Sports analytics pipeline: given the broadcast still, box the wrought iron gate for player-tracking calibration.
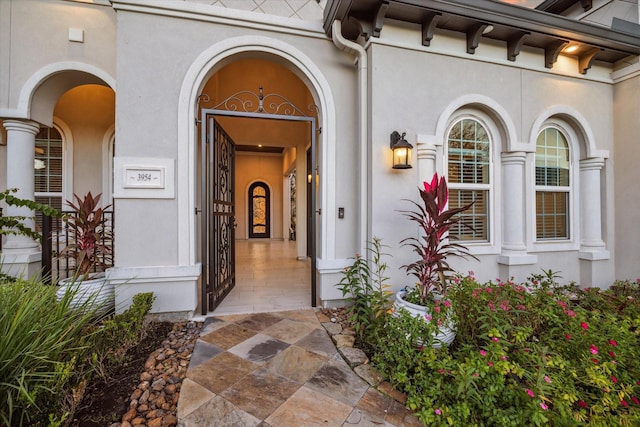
[201,117,236,313]
[199,87,318,315]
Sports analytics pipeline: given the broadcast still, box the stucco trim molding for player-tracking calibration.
[107,264,201,314]
[528,105,609,160]
[110,0,325,39]
[434,94,525,153]
[177,35,337,266]
[4,62,115,123]
[51,117,75,204]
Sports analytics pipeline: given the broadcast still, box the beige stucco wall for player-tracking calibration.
[235,154,285,240]
[0,0,116,117]
[112,5,359,268]
[4,0,637,312]
[367,29,616,288]
[613,75,640,281]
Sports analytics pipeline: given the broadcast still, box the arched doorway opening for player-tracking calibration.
[248,181,271,238]
[196,58,319,315]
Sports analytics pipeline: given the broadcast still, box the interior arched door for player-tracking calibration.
[249,181,270,238]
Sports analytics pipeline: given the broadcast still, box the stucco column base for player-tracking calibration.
[497,254,538,284]
[317,257,351,306]
[497,253,538,266]
[0,249,42,280]
[107,264,200,316]
[579,257,613,289]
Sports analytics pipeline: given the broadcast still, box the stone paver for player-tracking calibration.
[177,309,424,426]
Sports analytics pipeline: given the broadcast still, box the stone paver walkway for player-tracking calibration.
[176,309,422,426]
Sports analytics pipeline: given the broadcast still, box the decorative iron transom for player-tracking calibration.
[200,86,319,118]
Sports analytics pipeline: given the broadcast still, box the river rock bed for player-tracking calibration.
[108,321,203,427]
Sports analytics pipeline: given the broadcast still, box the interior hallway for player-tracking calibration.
[213,239,312,315]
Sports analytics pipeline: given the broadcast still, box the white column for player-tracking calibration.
[416,141,437,185]
[579,158,608,257]
[1,119,42,278]
[578,157,610,288]
[3,120,40,250]
[498,151,536,265]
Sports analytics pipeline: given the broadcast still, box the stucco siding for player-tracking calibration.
[368,30,616,288]
[0,0,116,114]
[614,75,640,281]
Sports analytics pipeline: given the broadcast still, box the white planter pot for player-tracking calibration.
[393,290,456,348]
[56,274,115,317]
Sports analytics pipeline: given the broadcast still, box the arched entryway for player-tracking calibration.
[1,64,115,280]
[178,36,337,316]
[196,58,320,315]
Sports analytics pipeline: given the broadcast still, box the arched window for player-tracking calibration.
[34,126,64,229]
[535,127,570,240]
[249,182,270,238]
[447,118,491,241]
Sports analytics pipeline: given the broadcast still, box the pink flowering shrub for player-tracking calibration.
[369,272,640,426]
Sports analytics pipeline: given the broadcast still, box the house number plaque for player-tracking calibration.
[124,167,165,189]
[114,157,174,199]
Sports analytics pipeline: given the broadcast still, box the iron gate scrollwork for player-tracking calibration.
[201,118,236,313]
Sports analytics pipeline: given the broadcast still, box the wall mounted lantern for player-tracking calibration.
[390,131,413,169]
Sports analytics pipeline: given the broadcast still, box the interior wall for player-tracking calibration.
[235,153,284,240]
[53,84,115,200]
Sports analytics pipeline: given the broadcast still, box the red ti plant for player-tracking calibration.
[61,192,112,281]
[401,173,478,305]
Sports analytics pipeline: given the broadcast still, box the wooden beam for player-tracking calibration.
[507,31,529,61]
[467,22,488,54]
[347,15,372,40]
[545,39,569,68]
[579,47,602,74]
[372,0,389,38]
[421,11,441,47]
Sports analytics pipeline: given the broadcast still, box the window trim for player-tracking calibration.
[529,121,580,253]
[444,111,499,255]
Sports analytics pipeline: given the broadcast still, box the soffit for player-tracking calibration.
[324,0,640,70]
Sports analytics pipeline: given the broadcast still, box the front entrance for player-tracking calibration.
[199,85,318,315]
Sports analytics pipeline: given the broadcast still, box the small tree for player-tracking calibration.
[60,192,112,281]
[400,173,478,304]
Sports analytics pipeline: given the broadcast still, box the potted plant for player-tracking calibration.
[393,172,478,347]
[56,192,114,315]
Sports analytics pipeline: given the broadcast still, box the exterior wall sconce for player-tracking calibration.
[307,167,318,184]
[390,131,413,169]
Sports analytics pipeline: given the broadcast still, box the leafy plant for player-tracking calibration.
[337,237,393,338]
[400,173,477,305]
[0,276,100,426]
[60,192,112,281]
[0,188,62,243]
[91,292,156,378]
[366,272,640,426]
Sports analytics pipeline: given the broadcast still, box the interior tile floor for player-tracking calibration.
[177,309,422,427]
[212,239,312,316]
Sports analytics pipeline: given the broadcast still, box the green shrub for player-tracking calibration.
[0,277,99,426]
[91,292,156,375]
[337,237,392,339]
[365,272,640,426]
